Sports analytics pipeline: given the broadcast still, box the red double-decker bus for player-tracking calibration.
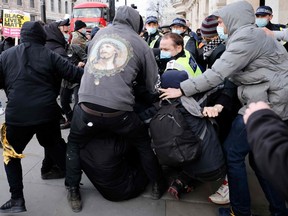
[70,2,109,32]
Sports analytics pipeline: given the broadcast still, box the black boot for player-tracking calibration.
[0,198,27,213]
[41,166,65,180]
[151,180,167,200]
[67,187,82,212]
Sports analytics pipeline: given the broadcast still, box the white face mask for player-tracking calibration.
[146,27,157,35]
[216,26,228,40]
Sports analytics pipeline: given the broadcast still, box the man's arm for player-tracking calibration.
[142,48,159,94]
[245,102,288,201]
[52,52,84,83]
[180,36,257,97]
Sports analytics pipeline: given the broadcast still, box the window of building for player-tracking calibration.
[30,15,36,21]
[2,0,8,3]
[58,0,61,13]
[30,0,35,8]
[51,0,54,11]
[65,1,68,14]
[17,0,22,6]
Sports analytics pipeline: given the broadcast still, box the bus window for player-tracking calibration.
[73,8,102,18]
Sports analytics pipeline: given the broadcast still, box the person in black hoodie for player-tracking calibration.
[0,21,83,213]
[244,101,288,202]
[41,19,72,179]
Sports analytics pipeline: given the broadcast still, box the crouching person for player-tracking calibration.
[0,21,83,213]
[149,70,226,199]
[80,133,149,201]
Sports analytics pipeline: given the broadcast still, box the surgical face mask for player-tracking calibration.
[81,29,86,35]
[171,29,183,35]
[216,26,228,40]
[63,33,69,42]
[146,27,157,35]
[160,50,172,59]
[255,18,268,27]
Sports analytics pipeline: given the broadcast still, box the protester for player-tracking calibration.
[65,6,165,212]
[159,1,288,216]
[71,20,88,50]
[42,18,71,178]
[156,70,226,200]
[244,101,288,202]
[0,21,83,213]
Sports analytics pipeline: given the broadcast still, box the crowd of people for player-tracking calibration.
[0,1,288,216]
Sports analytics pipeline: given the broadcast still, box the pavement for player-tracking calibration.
[0,91,272,216]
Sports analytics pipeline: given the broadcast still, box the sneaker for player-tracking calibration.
[41,166,65,180]
[67,187,82,212]
[60,121,71,130]
[209,181,230,205]
[0,107,5,116]
[0,198,27,213]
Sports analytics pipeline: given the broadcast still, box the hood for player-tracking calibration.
[112,6,143,34]
[213,1,255,36]
[20,21,46,45]
[43,21,66,47]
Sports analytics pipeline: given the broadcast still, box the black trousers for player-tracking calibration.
[60,86,79,122]
[4,121,66,199]
[65,104,163,187]
[80,134,149,201]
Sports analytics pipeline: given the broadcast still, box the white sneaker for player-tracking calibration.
[0,107,5,116]
[209,181,230,205]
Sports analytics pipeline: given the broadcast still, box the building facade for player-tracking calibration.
[171,0,288,31]
[0,0,75,23]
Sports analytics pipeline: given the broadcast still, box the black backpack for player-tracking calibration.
[150,100,202,166]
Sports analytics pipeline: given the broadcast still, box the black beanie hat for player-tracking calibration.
[74,20,87,31]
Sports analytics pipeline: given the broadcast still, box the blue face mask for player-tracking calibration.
[63,33,69,42]
[255,18,268,27]
[216,26,228,40]
[160,51,172,59]
[171,29,183,35]
[147,27,157,35]
[81,29,86,35]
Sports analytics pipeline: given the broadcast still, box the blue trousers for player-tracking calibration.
[224,115,287,216]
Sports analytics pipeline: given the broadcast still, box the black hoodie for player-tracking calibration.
[0,21,83,126]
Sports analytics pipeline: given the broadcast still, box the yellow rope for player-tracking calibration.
[1,123,25,165]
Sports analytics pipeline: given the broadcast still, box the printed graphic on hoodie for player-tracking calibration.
[87,34,133,85]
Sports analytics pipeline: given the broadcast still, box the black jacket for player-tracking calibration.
[0,21,83,126]
[247,109,288,201]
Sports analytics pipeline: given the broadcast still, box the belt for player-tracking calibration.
[80,103,126,118]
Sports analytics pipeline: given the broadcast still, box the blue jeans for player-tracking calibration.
[224,115,287,216]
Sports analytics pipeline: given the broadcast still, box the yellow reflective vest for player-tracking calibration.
[165,49,202,77]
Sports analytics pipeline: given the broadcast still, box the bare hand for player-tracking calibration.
[78,62,85,68]
[243,101,271,124]
[159,88,183,99]
[262,27,275,37]
[202,104,223,117]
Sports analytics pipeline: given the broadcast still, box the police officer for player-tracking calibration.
[143,16,162,48]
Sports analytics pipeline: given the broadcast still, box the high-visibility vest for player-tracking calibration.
[149,34,161,48]
[165,49,202,77]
